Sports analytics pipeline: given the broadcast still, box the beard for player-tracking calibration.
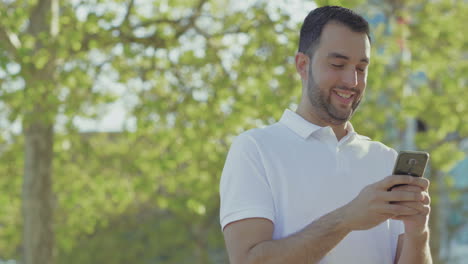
[306,65,362,125]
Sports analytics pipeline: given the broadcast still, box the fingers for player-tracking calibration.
[374,185,431,217]
[378,175,430,191]
[389,190,431,222]
[392,191,431,206]
[391,185,423,192]
[391,201,431,215]
[376,203,419,216]
[422,192,431,205]
[380,190,425,203]
[391,206,431,221]
[391,215,423,221]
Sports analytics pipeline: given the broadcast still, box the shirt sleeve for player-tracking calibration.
[219,132,275,231]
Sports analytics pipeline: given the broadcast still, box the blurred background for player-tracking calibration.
[0,0,466,263]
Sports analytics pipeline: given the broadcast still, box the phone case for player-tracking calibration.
[392,151,430,177]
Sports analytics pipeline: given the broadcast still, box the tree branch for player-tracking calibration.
[27,0,52,35]
[77,0,210,54]
[193,23,246,39]
[116,0,208,48]
[427,133,462,152]
[0,26,20,57]
[131,18,180,29]
[118,0,135,28]
[118,33,169,48]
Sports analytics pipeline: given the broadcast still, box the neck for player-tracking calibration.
[296,102,349,141]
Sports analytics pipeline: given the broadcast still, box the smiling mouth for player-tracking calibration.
[333,89,355,100]
[336,91,352,99]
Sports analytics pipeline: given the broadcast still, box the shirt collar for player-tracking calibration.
[279,109,322,139]
[279,109,368,140]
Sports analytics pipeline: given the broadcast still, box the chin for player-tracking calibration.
[328,118,349,125]
[327,109,354,124]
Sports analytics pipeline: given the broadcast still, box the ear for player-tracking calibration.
[295,52,309,81]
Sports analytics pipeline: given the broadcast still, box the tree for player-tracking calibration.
[1,0,147,262]
[0,0,466,263]
[0,0,300,262]
[54,0,302,262]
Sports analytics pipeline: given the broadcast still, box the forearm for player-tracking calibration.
[246,207,350,264]
[397,231,432,264]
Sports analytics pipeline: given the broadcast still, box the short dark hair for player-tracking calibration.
[298,6,371,56]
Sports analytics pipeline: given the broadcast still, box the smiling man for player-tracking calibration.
[220,6,432,264]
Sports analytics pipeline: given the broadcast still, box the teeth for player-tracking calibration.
[336,92,352,99]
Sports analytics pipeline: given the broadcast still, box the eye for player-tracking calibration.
[331,64,344,68]
[357,67,366,72]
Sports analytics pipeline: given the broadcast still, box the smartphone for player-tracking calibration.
[392,151,430,177]
[389,151,430,190]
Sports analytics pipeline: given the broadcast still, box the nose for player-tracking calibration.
[342,69,358,88]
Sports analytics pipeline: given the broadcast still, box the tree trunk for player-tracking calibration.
[22,121,54,264]
[22,0,58,262]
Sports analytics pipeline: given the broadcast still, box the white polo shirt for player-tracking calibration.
[220,109,404,264]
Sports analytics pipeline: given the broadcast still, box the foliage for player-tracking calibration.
[0,0,466,263]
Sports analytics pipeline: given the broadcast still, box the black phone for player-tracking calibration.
[389,151,429,191]
[392,151,430,177]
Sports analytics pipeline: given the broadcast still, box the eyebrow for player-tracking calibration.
[327,52,369,64]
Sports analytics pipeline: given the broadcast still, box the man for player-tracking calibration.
[219,5,432,264]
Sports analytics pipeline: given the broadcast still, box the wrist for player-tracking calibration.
[334,205,353,234]
[404,229,430,243]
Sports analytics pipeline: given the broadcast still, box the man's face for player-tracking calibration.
[306,22,370,125]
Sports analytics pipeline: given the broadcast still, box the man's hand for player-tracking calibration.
[340,175,430,232]
[392,180,432,263]
[390,182,431,237]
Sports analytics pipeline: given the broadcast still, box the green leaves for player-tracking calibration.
[0,0,466,263]
[431,143,464,172]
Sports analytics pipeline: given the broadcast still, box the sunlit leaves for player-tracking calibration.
[0,0,466,263]
[0,136,23,258]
